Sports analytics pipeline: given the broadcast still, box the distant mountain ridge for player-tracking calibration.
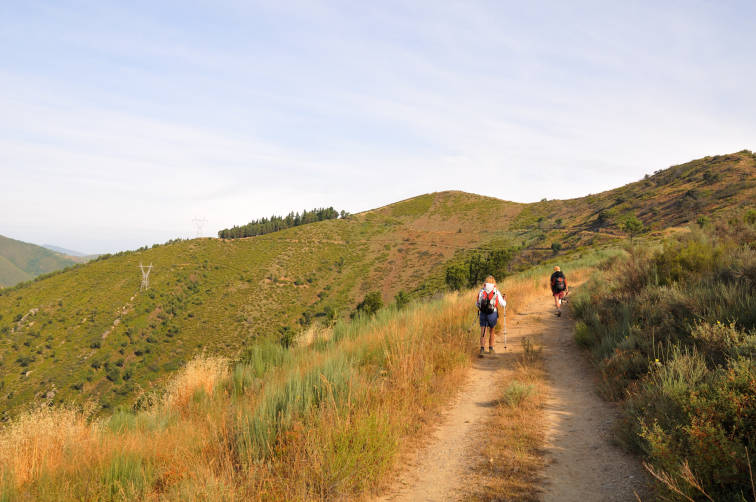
[42,244,90,258]
[0,235,79,287]
[0,150,753,419]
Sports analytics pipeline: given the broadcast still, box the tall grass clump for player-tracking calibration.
[571,212,756,500]
[100,452,155,502]
[0,404,97,489]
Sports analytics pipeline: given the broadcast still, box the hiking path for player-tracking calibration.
[375,297,651,502]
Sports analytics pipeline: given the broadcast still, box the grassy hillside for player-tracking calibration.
[0,151,753,420]
[0,235,79,287]
[0,255,30,288]
[0,191,529,419]
[506,150,756,260]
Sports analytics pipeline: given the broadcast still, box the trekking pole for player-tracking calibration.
[471,308,479,330]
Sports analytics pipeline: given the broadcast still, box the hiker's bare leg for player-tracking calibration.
[488,326,495,347]
[480,325,487,347]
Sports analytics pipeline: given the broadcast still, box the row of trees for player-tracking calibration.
[445,248,516,290]
[218,207,347,239]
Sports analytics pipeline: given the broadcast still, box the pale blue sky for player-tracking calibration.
[2,1,754,253]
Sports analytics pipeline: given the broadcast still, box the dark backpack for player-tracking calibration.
[480,291,496,314]
[553,273,566,292]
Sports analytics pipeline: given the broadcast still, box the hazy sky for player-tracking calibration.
[2,1,755,253]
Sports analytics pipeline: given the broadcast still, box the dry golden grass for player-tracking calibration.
[0,404,97,489]
[163,356,228,410]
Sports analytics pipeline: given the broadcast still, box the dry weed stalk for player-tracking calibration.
[643,461,713,502]
[747,446,756,501]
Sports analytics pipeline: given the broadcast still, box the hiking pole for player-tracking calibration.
[470,308,479,330]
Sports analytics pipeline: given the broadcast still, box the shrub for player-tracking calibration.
[354,292,383,317]
[445,264,467,291]
[502,381,533,407]
[106,367,122,384]
[573,321,595,348]
[394,290,410,310]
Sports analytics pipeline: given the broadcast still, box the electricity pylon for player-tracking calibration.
[192,217,208,238]
[139,263,153,290]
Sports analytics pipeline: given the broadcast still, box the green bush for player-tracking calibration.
[502,381,533,407]
[573,321,595,348]
[394,290,410,310]
[354,292,383,317]
[445,264,467,291]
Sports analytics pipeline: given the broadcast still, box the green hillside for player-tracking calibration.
[0,235,79,287]
[0,151,754,420]
[0,255,30,287]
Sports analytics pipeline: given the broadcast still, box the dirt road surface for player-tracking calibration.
[376,299,651,501]
[539,303,652,502]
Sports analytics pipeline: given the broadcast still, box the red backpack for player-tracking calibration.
[480,290,497,314]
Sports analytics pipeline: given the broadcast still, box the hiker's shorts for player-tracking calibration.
[479,311,498,328]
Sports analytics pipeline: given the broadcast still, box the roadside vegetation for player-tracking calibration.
[571,211,756,500]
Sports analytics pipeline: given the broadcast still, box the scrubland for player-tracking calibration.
[572,212,756,500]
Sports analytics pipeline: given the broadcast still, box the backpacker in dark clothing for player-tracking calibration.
[550,271,566,293]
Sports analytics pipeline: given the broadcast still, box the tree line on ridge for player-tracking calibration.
[218,207,348,239]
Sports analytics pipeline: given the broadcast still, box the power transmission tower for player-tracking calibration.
[139,263,153,290]
[192,217,208,238]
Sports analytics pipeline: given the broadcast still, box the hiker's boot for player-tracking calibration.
[479,347,485,357]
[489,346,495,354]
[557,310,562,317]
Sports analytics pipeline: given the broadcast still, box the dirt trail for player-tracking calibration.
[376,299,651,502]
[539,304,652,501]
